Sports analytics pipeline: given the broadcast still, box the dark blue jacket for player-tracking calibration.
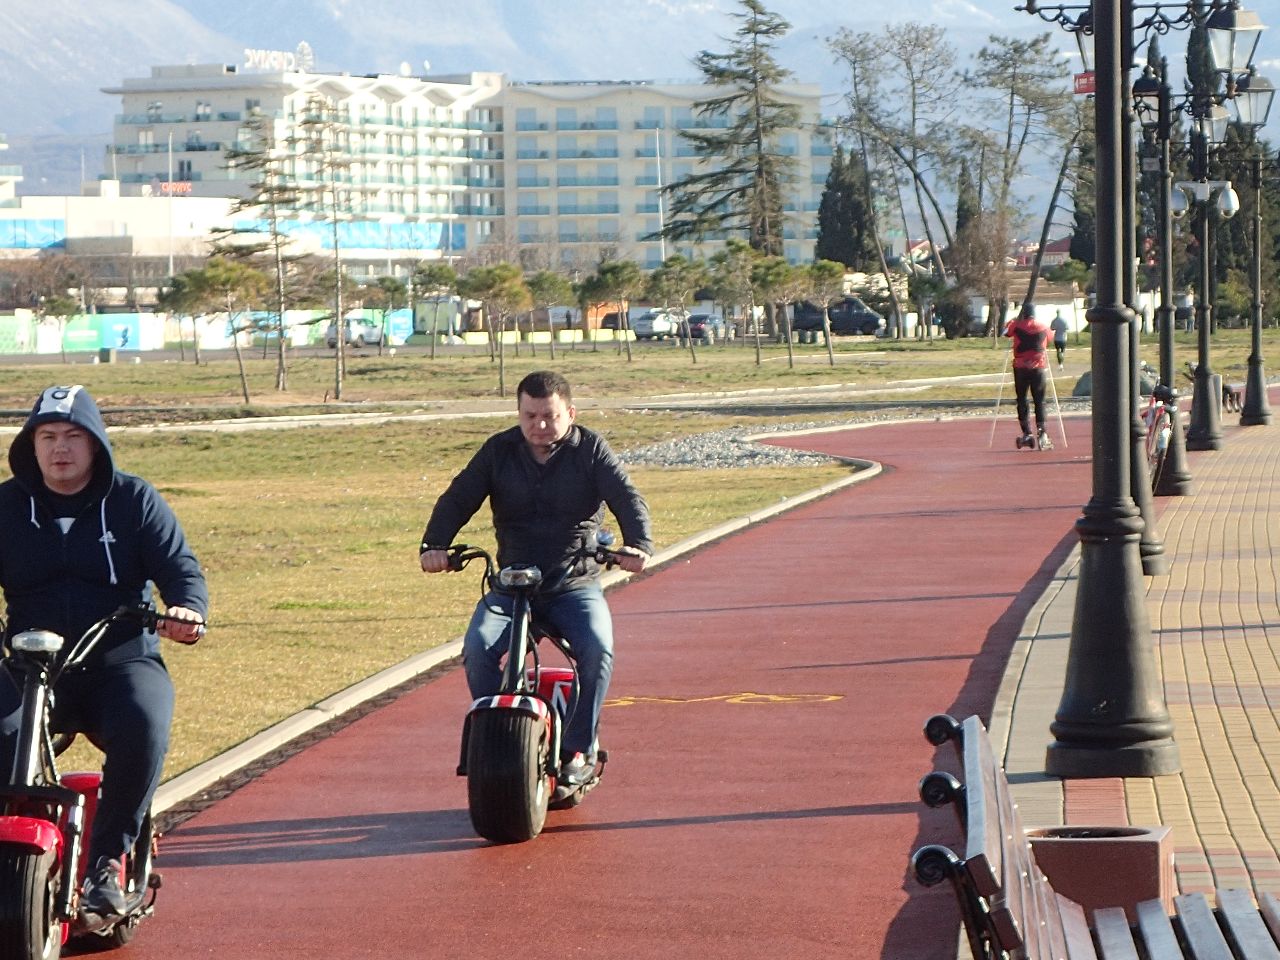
[0,386,208,664]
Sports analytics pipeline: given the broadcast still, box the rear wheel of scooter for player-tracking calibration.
[466,710,550,844]
[0,848,61,960]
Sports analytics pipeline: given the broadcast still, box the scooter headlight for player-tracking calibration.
[499,565,542,588]
[10,630,64,655]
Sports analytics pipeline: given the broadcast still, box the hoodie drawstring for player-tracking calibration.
[28,496,40,529]
[99,500,117,585]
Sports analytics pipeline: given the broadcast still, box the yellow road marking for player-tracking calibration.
[605,692,843,707]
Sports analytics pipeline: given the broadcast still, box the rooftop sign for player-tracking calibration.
[244,42,314,73]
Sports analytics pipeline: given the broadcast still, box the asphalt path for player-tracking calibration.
[109,415,1094,960]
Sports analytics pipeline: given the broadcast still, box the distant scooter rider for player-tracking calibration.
[419,370,653,786]
[1005,305,1052,449]
[0,385,207,922]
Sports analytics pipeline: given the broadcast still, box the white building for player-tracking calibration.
[100,53,830,271]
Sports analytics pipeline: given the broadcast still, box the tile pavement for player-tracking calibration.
[990,415,1280,904]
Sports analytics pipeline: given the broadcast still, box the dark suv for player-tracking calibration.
[793,296,884,336]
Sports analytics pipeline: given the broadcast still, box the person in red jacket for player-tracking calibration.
[1005,305,1053,450]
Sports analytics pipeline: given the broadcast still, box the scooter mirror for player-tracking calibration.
[11,630,64,654]
[594,530,616,548]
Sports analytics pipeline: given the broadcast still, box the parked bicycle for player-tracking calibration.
[1143,382,1178,494]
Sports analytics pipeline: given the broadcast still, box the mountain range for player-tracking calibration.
[3,0,1064,194]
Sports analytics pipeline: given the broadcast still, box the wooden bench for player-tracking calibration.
[911,713,1280,959]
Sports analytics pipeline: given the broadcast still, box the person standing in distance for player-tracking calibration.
[0,385,207,922]
[1050,309,1069,370]
[1005,305,1054,450]
[419,370,652,787]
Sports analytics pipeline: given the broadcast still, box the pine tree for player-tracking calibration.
[660,0,800,256]
[814,145,879,270]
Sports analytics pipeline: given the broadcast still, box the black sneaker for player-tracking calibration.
[81,857,127,918]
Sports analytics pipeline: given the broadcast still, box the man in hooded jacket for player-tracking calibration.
[0,385,207,922]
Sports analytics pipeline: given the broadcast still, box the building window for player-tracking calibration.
[176,159,193,180]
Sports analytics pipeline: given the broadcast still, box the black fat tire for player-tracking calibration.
[0,848,61,960]
[465,710,550,844]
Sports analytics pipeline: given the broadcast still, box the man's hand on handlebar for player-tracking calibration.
[612,545,649,575]
[420,548,452,574]
[159,606,205,645]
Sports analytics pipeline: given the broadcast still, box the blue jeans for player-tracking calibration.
[462,583,614,757]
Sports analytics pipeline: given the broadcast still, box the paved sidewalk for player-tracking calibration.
[994,408,1280,904]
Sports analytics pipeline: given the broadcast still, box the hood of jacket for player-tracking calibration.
[8,385,116,498]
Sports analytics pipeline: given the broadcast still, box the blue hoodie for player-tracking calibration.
[0,385,208,665]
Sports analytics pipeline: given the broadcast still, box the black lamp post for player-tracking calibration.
[1133,60,1196,495]
[1018,0,1267,777]
[1237,71,1276,425]
[1022,0,1179,778]
[1182,107,1239,450]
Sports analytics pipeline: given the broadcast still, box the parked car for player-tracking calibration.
[792,297,885,337]
[600,312,623,330]
[325,317,384,348]
[682,313,728,344]
[631,310,685,340]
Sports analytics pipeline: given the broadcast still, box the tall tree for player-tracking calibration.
[830,24,959,279]
[218,109,305,391]
[526,269,575,360]
[660,0,799,255]
[590,259,644,362]
[413,262,459,360]
[965,32,1072,334]
[297,93,354,399]
[709,239,764,364]
[646,254,710,363]
[457,263,531,397]
[815,145,879,269]
[189,257,269,403]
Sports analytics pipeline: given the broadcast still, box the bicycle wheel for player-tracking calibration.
[1147,406,1172,494]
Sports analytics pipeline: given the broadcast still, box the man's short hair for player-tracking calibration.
[517,370,572,404]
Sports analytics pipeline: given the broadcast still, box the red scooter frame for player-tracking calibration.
[0,604,199,959]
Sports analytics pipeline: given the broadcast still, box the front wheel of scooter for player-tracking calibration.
[0,847,62,960]
[465,710,551,844]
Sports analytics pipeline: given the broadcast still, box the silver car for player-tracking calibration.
[325,318,384,348]
[631,310,685,341]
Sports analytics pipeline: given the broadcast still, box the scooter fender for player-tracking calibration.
[457,695,556,777]
[0,815,63,856]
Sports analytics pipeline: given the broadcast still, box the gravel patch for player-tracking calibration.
[620,402,1091,470]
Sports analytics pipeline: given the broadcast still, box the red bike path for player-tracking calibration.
[118,417,1096,960]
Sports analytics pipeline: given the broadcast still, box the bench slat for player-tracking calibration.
[962,715,1003,898]
[1058,894,1101,960]
[1175,892,1234,960]
[1093,906,1139,960]
[1259,893,1280,948]
[1216,888,1280,960]
[1135,898,1187,960]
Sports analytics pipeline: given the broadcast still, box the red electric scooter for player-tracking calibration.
[0,604,202,960]
[446,534,621,844]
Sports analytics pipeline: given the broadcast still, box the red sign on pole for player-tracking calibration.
[1074,72,1096,95]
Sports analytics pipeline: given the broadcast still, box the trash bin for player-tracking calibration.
[98,348,117,364]
[1026,824,1174,920]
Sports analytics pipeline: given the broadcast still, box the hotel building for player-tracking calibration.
[100,53,831,274]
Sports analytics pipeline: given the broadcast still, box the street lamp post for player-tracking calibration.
[1023,0,1179,778]
[1182,111,1238,451]
[1134,59,1195,495]
[1237,72,1277,425]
